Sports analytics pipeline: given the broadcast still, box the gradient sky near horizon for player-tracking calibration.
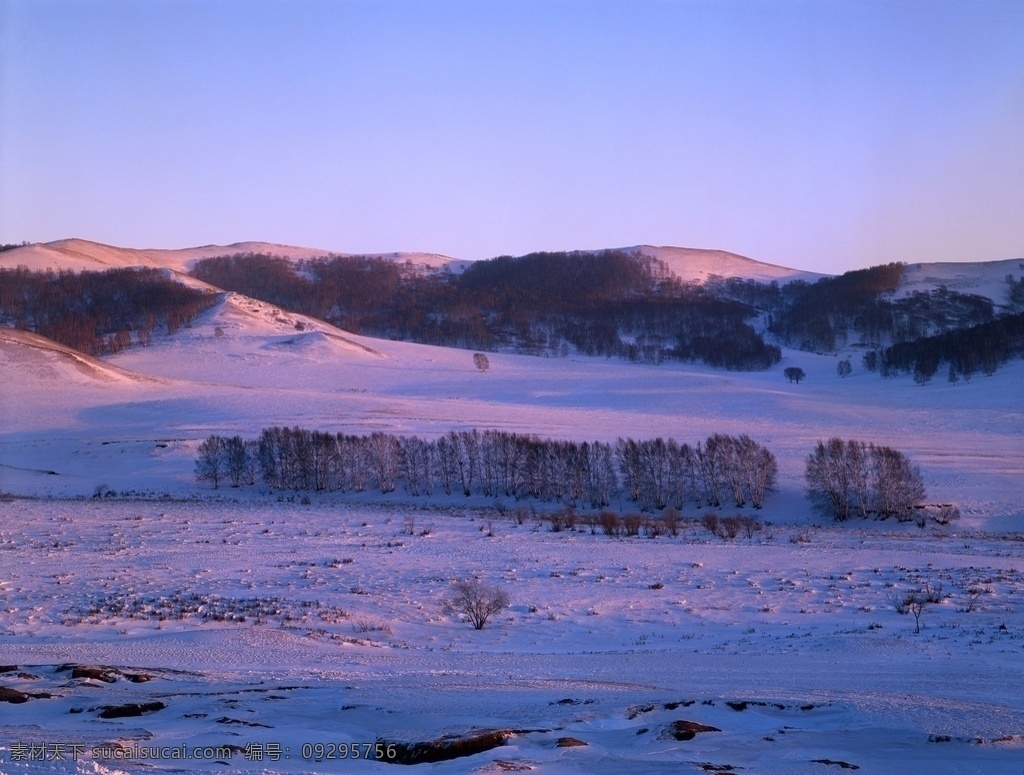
[2,0,1022,273]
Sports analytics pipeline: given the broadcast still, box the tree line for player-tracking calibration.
[195,427,778,511]
[0,266,218,355]
[864,311,1024,383]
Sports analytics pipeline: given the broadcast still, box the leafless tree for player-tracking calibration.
[443,579,510,630]
[871,445,925,519]
[369,432,401,493]
[195,435,226,489]
[889,581,942,633]
[223,435,250,488]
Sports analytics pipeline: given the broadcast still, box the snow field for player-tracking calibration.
[0,500,1021,774]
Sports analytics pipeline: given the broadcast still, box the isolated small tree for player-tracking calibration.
[932,504,960,525]
[473,352,490,372]
[195,435,226,489]
[784,366,806,384]
[836,358,852,378]
[443,579,510,630]
[890,583,941,634]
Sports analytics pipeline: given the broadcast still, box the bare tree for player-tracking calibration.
[195,435,226,489]
[368,432,401,493]
[443,579,510,630]
[806,438,925,522]
[889,583,941,634]
[784,366,806,383]
[223,435,251,487]
[805,439,854,521]
[472,352,490,372]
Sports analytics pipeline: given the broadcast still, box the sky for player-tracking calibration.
[2,0,1023,274]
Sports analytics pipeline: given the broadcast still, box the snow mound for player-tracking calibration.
[210,293,381,356]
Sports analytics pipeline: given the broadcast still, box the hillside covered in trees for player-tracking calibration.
[0,266,217,356]
[190,250,1024,379]
[189,249,782,370]
[2,243,1021,380]
[716,262,1024,380]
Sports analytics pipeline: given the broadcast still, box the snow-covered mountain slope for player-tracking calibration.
[628,244,825,284]
[6,239,1020,304]
[896,257,1024,309]
[0,238,469,274]
[2,243,1022,775]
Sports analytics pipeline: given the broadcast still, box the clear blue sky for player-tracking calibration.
[2,0,1022,273]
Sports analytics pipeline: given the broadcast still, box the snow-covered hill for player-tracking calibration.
[896,257,1024,310]
[0,238,470,275]
[628,244,824,284]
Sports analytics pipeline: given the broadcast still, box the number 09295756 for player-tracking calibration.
[300,742,397,761]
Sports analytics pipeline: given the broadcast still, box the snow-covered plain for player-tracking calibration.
[1,241,1022,773]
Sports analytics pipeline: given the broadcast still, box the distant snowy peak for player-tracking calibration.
[0,238,469,275]
[624,245,825,285]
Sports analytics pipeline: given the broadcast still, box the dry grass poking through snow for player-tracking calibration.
[0,499,1022,774]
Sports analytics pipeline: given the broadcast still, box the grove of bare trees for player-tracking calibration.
[195,426,778,512]
[805,438,925,521]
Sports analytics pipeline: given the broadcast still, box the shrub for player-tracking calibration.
[598,510,620,537]
[719,516,741,540]
[662,507,681,537]
[622,513,644,537]
[701,513,719,537]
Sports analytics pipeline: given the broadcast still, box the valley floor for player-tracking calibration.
[1,499,1021,774]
